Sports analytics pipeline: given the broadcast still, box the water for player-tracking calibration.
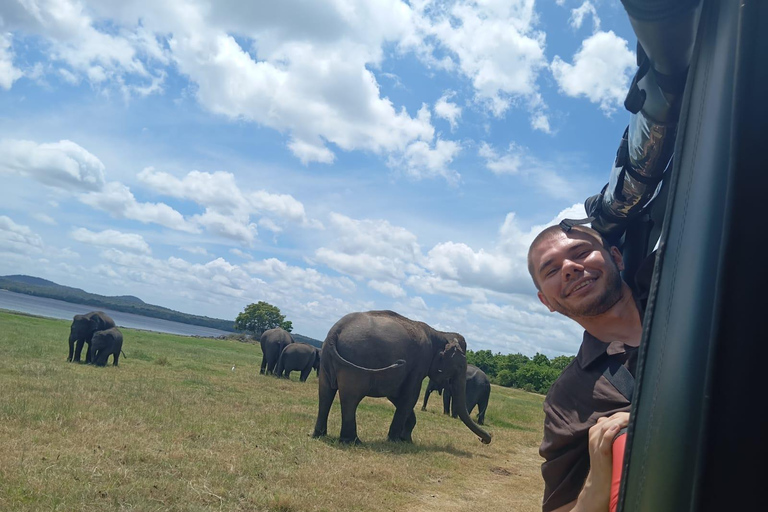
[0,290,232,338]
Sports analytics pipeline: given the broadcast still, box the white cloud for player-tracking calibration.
[79,181,197,232]
[32,213,57,225]
[391,138,462,183]
[551,31,635,114]
[180,245,208,256]
[192,209,257,245]
[0,33,23,89]
[478,142,581,199]
[0,139,106,191]
[244,258,355,294]
[570,1,601,32]
[229,248,253,260]
[368,279,407,298]
[0,215,45,254]
[137,167,321,235]
[70,227,151,254]
[434,91,461,130]
[1,0,165,96]
[411,0,550,125]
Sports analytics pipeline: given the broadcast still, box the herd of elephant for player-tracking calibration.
[68,309,492,446]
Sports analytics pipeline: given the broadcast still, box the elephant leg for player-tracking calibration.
[113,351,120,367]
[300,359,314,382]
[85,342,93,364]
[67,340,74,362]
[476,392,489,425]
[421,388,431,411]
[266,351,278,375]
[443,388,451,415]
[387,386,420,442]
[312,372,337,438]
[73,339,85,362]
[338,388,364,444]
[400,409,417,443]
[260,354,267,375]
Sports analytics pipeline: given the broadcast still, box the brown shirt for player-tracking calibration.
[539,332,638,512]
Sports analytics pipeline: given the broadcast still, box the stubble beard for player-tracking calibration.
[557,263,624,318]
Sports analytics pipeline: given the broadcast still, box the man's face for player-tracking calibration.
[530,230,625,318]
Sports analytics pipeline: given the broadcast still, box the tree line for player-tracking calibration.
[466,350,575,395]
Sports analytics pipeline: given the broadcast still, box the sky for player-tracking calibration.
[0,0,639,357]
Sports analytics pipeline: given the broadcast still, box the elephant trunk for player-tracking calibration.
[451,374,492,444]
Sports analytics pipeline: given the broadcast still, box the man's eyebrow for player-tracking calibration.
[538,241,595,275]
[538,258,554,276]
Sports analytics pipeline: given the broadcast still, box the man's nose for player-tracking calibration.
[562,259,584,280]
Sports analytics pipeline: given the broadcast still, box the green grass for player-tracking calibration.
[0,310,546,511]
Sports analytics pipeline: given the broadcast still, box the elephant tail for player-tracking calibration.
[326,335,406,373]
[121,350,127,358]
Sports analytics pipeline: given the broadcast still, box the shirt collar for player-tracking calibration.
[576,330,632,369]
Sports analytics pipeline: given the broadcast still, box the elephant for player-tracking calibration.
[90,327,124,367]
[259,327,294,375]
[275,343,321,382]
[68,311,116,363]
[422,364,491,425]
[312,310,491,445]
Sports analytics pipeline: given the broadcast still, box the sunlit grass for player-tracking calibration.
[0,310,546,511]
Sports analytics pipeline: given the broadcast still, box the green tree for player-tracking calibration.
[494,369,516,387]
[234,301,292,336]
[515,363,561,394]
[532,352,551,367]
[498,353,530,375]
[551,355,575,371]
[466,349,498,378]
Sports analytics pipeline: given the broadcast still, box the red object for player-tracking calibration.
[610,428,628,512]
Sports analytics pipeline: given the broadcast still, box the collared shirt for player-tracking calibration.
[539,331,638,512]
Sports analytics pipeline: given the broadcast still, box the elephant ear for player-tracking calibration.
[430,339,465,381]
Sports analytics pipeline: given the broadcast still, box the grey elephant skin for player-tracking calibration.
[275,343,321,381]
[312,310,492,445]
[422,364,491,425]
[259,327,294,375]
[68,311,116,363]
[90,327,124,367]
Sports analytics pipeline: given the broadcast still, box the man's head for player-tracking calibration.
[528,225,625,319]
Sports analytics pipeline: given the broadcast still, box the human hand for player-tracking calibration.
[577,412,630,512]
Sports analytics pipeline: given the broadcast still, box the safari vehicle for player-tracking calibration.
[581,0,768,510]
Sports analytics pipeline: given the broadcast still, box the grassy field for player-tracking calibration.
[0,310,546,511]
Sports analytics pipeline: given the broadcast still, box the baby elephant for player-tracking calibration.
[90,327,124,367]
[275,343,320,382]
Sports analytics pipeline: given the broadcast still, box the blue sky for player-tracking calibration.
[0,0,638,356]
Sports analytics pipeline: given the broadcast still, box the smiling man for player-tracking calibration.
[527,224,643,512]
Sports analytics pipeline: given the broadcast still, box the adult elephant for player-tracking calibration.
[68,311,116,363]
[259,327,294,375]
[90,327,124,367]
[275,343,320,382]
[424,364,491,425]
[312,310,492,445]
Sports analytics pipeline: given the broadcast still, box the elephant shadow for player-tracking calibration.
[315,437,479,458]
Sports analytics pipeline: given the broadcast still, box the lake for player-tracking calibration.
[0,290,232,338]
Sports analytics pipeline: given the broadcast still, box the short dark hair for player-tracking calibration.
[527,225,611,290]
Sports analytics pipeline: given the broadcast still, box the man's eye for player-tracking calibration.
[577,251,590,258]
[546,268,558,277]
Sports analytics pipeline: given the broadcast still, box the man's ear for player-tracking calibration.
[610,246,625,271]
[538,291,556,312]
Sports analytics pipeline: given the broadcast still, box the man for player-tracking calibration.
[528,224,646,512]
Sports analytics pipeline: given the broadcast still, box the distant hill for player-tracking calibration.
[0,275,323,345]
